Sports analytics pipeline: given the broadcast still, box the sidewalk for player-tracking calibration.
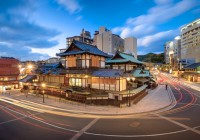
[0,85,175,115]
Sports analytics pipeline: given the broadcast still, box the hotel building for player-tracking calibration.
[181,18,200,62]
[93,27,137,57]
[164,36,181,71]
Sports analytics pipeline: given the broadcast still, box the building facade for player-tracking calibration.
[164,36,181,71]
[93,27,138,56]
[183,62,200,82]
[124,37,137,58]
[66,29,93,47]
[0,57,20,91]
[106,51,143,72]
[181,18,200,63]
[45,57,60,64]
[164,41,174,65]
[55,40,128,92]
[94,26,124,54]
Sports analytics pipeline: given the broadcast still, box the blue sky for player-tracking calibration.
[0,0,200,60]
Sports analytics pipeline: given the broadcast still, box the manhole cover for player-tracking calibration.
[129,121,141,127]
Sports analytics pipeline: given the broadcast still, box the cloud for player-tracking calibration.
[138,29,178,47]
[0,0,61,60]
[154,0,173,5]
[113,0,199,38]
[76,15,83,21]
[192,8,200,14]
[28,34,66,57]
[137,29,179,55]
[0,52,8,56]
[56,0,81,14]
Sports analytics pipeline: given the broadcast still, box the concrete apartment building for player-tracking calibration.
[124,37,137,58]
[173,36,181,61]
[45,57,60,64]
[181,18,200,63]
[65,27,137,58]
[164,36,181,71]
[94,27,124,54]
[164,41,174,65]
[66,29,93,47]
[94,27,137,57]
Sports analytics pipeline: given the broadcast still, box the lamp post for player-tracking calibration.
[27,64,33,74]
[41,83,46,103]
[27,64,33,69]
[126,77,135,107]
[126,77,131,107]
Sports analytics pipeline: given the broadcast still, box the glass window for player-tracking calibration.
[69,78,82,87]
[100,61,105,68]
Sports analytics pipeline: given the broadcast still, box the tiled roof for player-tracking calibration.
[132,69,150,77]
[136,77,149,83]
[56,40,110,57]
[184,62,200,69]
[36,62,64,74]
[20,75,37,83]
[106,52,143,64]
[92,69,125,77]
[40,62,63,69]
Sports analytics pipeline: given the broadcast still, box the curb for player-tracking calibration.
[0,86,176,117]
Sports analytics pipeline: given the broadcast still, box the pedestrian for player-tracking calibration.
[165,84,168,90]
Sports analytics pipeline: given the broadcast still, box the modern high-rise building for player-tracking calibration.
[66,29,93,47]
[93,26,124,54]
[173,36,181,70]
[124,37,137,58]
[93,26,137,57]
[173,36,181,61]
[181,18,200,62]
[164,36,181,70]
[164,41,174,65]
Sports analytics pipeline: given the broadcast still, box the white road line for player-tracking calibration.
[70,118,99,140]
[2,102,200,138]
[84,125,200,138]
[0,104,78,133]
[84,129,188,137]
[154,113,200,135]
[177,103,200,106]
[0,112,42,125]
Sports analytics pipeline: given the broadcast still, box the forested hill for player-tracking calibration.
[138,53,164,63]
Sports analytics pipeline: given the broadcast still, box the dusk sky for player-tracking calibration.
[0,0,200,60]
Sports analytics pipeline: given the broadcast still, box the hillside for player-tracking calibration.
[138,53,164,63]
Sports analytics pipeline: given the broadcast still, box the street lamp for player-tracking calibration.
[132,77,136,81]
[41,83,46,103]
[28,64,33,69]
[126,77,131,107]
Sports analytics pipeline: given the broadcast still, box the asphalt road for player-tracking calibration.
[0,73,200,140]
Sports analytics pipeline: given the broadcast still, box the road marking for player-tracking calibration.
[0,112,42,125]
[1,100,200,138]
[70,118,99,140]
[154,113,200,135]
[0,104,78,133]
[84,129,188,137]
[177,103,200,106]
[168,86,177,106]
[129,121,141,127]
[84,126,200,138]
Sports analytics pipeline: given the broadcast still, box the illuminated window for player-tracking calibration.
[69,78,81,87]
